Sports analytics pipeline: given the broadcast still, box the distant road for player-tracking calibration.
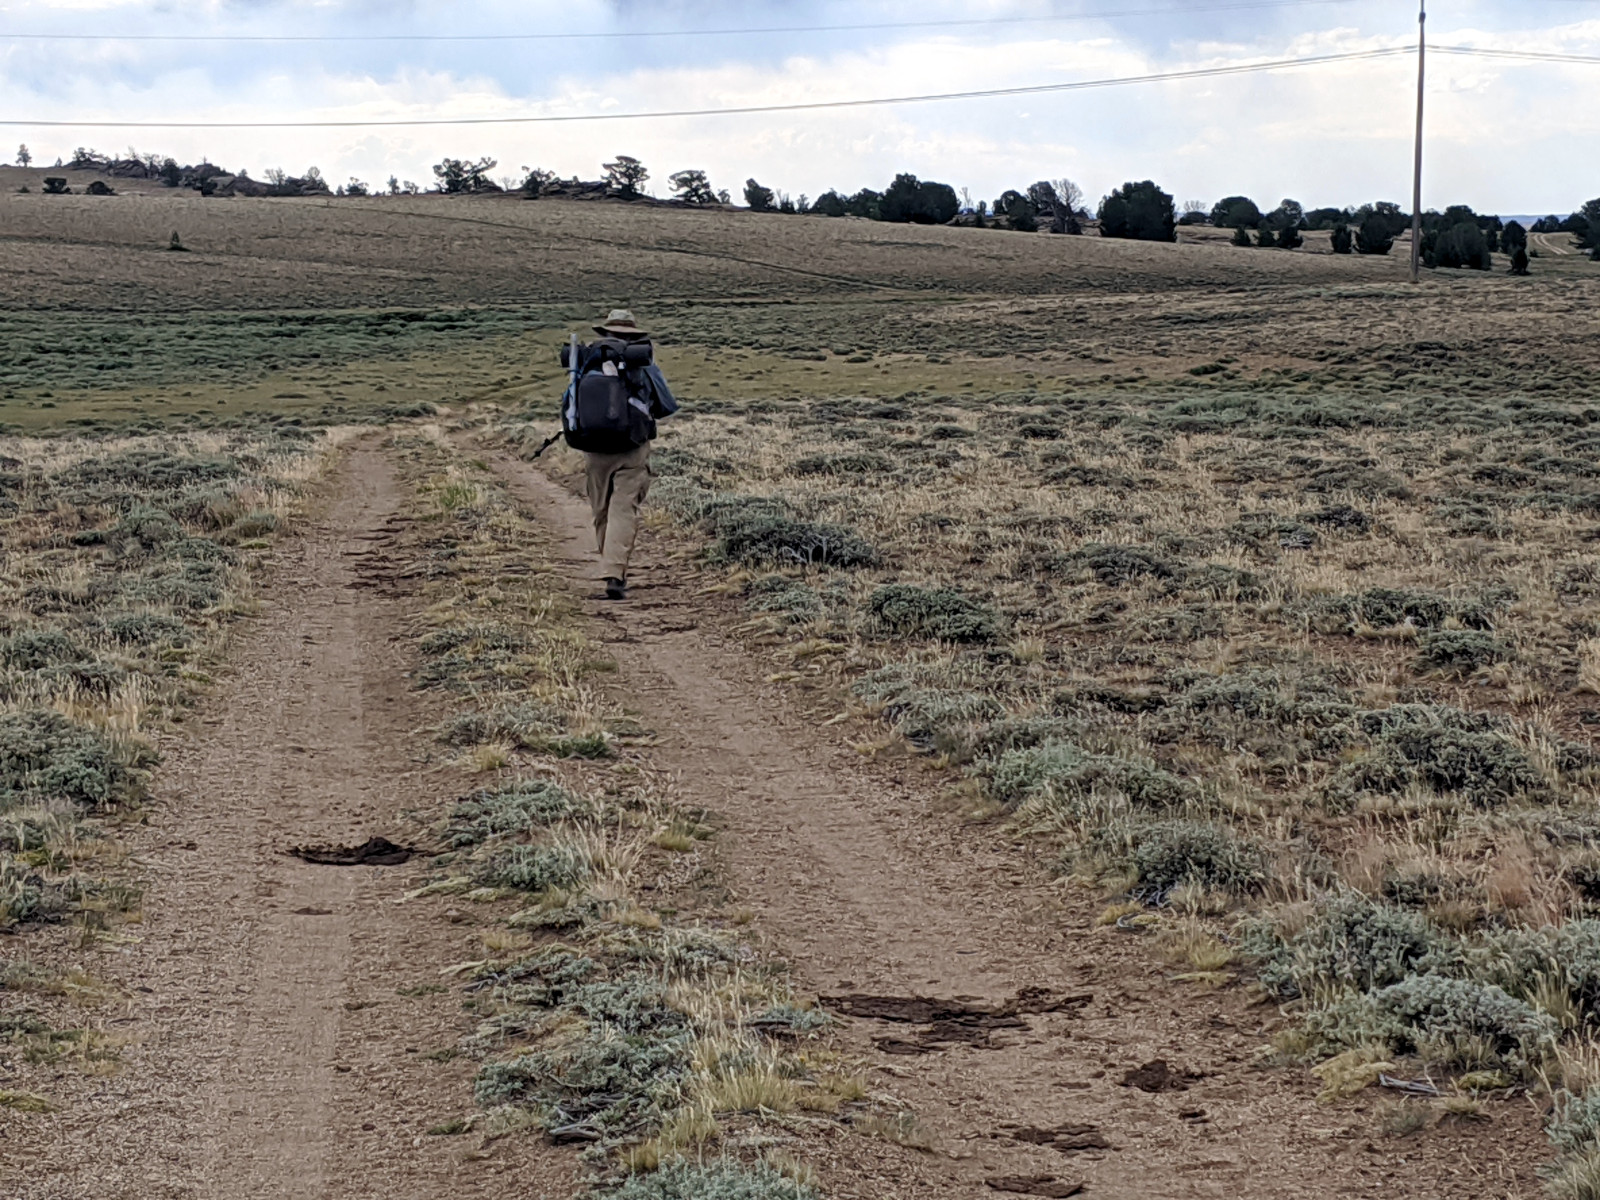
[1533,232,1577,256]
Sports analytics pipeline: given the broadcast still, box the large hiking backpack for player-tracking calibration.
[559,337,656,454]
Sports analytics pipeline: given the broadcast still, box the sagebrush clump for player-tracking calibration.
[864,583,1002,644]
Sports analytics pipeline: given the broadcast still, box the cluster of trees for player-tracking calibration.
[19,141,1600,268]
[732,173,962,223]
[1198,192,1594,271]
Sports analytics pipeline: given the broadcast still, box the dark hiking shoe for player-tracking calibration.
[604,577,628,601]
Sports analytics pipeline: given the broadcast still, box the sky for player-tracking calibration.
[1,0,1598,214]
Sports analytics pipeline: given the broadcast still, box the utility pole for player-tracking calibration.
[1410,0,1426,284]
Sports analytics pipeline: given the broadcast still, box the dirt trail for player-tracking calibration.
[15,443,554,1200]
[490,451,1540,1200]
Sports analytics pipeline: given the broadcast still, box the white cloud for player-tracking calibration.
[1,1,1597,211]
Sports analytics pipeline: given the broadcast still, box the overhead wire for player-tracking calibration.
[0,45,1419,128]
[0,0,1362,43]
[0,38,1594,130]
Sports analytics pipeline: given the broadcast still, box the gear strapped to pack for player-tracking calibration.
[529,332,678,459]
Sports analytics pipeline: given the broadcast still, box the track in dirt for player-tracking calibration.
[12,442,555,1200]
[488,449,1543,1200]
[8,439,1543,1200]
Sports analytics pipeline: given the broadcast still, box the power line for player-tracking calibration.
[0,42,1591,132]
[0,45,1416,129]
[1433,45,1600,65]
[0,0,1359,44]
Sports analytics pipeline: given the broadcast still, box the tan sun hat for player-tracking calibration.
[592,308,650,338]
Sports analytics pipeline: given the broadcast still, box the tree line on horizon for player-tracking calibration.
[17,142,1600,269]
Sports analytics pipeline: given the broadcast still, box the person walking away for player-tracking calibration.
[567,310,677,600]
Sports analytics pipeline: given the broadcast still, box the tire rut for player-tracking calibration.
[15,442,557,1200]
[488,448,1540,1200]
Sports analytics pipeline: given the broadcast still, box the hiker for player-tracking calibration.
[559,309,678,600]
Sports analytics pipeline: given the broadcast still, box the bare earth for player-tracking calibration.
[9,442,558,1200]
[6,440,1548,1198]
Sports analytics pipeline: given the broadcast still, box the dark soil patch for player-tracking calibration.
[1004,1123,1113,1153]
[985,1175,1085,1197]
[826,988,1091,1054]
[288,836,415,866]
[1119,1058,1199,1093]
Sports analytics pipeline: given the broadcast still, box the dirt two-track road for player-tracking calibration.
[6,437,1543,1200]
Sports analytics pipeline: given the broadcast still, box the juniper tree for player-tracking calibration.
[743,178,775,211]
[1330,224,1354,254]
[1356,213,1395,255]
[16,144,30,167]
[1210,195,1262,229]
[602,155,648,199]
[668,169,716,205]
[1099,180,1176,241]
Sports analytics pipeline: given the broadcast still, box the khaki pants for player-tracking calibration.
[584,443,652,581]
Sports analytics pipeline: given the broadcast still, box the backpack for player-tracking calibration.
[559,336,656,454]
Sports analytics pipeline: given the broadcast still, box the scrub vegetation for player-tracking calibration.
[6,185,1600,1191]
[486,198,1600,1183]
[0,424,331,932]
[385,437,863,1197]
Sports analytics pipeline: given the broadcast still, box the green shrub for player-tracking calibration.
[1473,920,1600,1018]
[1090,818,1268,893]
[490,946,601,1007]
[0,709,130,812]
[876,688,1004,749]
[0,630,86,670]
[101,612,190,647]
[1334,705,1546,807]
[791,451,891,477]
[1227,513,1318,552]
[988,740,1195,810]
[564,978,689,1037]
[966,716,1080,758]
[119,559,229,612]
[1314,586,1507,632]
[1313,974,1557,1071]
[446,781,591,847]
[1551,1089,1600,1156]
[1061,543,1181,586]
[1245,893,1454,998]
[1356,214,1395,255]
[0,859,47,926]
[1183,563,1264,600]
[474,1028,691,1137]
[715,512,875,569]
[114,506,184,551]
[59,449,240,503]
[473,844,591,892]
[601,1159,819,1200]
[1414,630,1509,675]
[744,576,823,623]
[1545,1147,1600,1200]
[865,584,1002,643]
[436,701,566,748]
[1307,503,1370,533]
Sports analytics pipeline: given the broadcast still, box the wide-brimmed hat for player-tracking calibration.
[593,309,650,338]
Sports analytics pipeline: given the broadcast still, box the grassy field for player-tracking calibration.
[5,176,1600,1193]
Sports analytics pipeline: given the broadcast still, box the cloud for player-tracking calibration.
[2,0,1597,210]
